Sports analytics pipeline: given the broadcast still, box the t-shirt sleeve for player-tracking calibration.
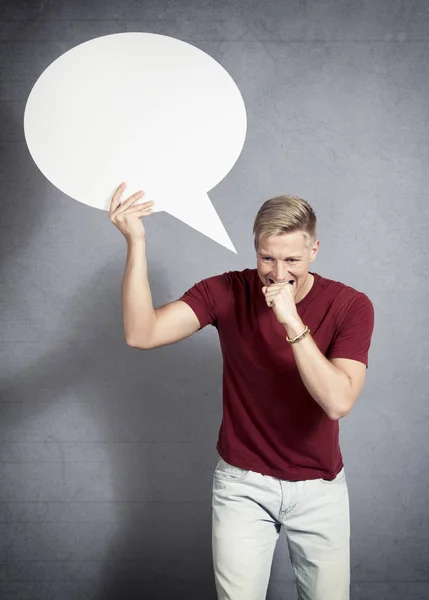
[327,293,375,368]
[178,273,230,330]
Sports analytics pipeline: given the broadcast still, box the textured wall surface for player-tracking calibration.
[1,1,428,599]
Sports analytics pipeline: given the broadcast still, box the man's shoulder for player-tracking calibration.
[208,268,256,285]
[190,268,255,297]
[316,272,373,309]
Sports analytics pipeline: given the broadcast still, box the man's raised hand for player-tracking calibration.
[109,182,155,242]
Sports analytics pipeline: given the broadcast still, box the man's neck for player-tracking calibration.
[295,272,314,304]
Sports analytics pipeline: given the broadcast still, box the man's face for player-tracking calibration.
[256,231,320,299]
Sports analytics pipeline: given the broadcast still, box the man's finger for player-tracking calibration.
[115,190,145,215]
[110,182,125,209]
[126,200,155,213]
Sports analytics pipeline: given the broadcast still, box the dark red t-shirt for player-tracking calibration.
[179,269,374,481]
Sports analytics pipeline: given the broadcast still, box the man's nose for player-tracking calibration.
[273,266,290,283]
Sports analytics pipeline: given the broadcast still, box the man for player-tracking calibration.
[109,182,375,600]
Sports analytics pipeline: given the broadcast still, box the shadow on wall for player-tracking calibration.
[1,234,223,599]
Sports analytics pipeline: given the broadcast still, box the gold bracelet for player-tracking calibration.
[286,325,310,344]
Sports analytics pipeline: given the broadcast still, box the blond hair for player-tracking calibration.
[253,194,317,251]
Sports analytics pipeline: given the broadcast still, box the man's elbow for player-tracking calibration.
[327,409,348,421]
[327,396,355,420]
[125,336,152,350]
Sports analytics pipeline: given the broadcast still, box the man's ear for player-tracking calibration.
[309,241,320,263]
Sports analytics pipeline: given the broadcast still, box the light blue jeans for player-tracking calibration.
[212,457,350,600]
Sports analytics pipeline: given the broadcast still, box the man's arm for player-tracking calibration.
[283,316,367,421]
[123,239,200,349]
[263,279,373,420]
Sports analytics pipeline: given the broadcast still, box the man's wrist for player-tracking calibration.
[126,236,146,247]
[283,316,306,339]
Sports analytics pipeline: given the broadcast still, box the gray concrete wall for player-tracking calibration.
[1,1,428,599]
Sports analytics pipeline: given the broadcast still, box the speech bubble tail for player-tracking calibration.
[165,193,237,253]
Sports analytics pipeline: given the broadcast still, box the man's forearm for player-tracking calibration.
[122,238,157,346]
[284,317,353,420]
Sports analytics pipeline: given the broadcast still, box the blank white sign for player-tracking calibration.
[24,32,248,252]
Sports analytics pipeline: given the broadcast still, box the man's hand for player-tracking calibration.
[109,182,155,243]
[262,282,298,327]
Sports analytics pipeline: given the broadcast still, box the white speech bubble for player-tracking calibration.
[23,33,247,253]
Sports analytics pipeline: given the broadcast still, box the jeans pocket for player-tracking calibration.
[213,458,250,482]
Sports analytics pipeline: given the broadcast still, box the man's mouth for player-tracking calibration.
[268,278,295,286]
